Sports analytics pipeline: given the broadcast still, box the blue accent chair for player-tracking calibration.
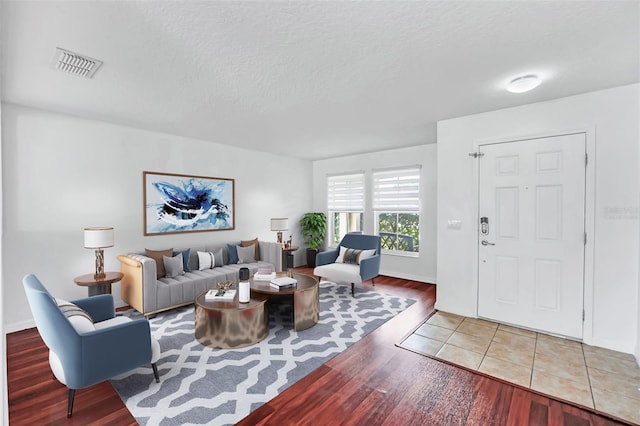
[313,233,381,296]
[23,274,160,417]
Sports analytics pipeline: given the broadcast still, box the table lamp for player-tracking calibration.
[84,227,114,279]
[270,218,288,244]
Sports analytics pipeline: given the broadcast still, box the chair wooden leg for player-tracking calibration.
[351,283,355,297]
[152,363,160,383]
[372,277,375,286]
[67,388,76,418]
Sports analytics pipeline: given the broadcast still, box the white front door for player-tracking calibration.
[477,133,586,339]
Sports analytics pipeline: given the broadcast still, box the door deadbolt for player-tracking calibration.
[480,217,489,235]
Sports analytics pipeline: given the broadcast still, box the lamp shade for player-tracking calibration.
[270,218,288,231]
[84,227,114,249]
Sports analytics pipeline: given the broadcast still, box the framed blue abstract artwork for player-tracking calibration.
[143,171,235,235]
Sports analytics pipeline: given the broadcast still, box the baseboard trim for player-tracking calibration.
[379,269,435,284]
[5,319,35,334]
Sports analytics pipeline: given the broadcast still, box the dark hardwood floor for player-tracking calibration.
[7,267,624,425]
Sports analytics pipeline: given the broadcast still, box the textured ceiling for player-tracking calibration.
[1,1,639,160]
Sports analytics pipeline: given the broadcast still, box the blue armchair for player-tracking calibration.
[23,274,160,417]
[313,233,381,296]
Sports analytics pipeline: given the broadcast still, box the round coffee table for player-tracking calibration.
[250,273,319,331]
[194,291,268,349]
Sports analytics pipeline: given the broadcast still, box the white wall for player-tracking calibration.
[312,145,437,283]
[0,92,6,426]
[2,103,313,332]
[437,84,640,353]
[637,126,640,365]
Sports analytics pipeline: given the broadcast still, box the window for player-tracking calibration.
[327,173,364,245]
[373,167,421,254]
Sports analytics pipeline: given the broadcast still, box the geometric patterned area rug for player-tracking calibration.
[111,281,415,426]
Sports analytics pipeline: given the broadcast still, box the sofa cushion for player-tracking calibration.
[145,248,173,279]
[173,248,191,272]
[359,249,377,262]
[237,245,256,264]
[197,251,214,270]
[212,248,224,267]
[343,248,362,264]
[335,246,348,263]
[336,246,375,265]
[197,249,225,270]
[314,263,362,284]
[241,238,260,261]
[226,244,239,264]
[163,253,184,278]
[56,299,95,333]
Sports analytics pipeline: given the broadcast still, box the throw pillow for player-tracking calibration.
[163,253,184,278]
[198,249,226,270]
[335,246,349,263]
[343,248,364,265]
[212,248,224,267]
[358,249,376,263]
[57,299,95,333]
[173,248,191,272]
[197,251,213,270]
[226,244,239,264]
[145,248,173,279]
[241,238,260,261]
[237,244,256,264]
[335,247,376,265]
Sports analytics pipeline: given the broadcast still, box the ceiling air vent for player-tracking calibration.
[51,47,103,78]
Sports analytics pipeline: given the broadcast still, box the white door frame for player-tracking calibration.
[471,126,596,344]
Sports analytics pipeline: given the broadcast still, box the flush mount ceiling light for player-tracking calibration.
[506,74,541,93]
[51,47,103,78]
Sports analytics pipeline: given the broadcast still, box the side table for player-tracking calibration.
[282,245,299,270]
[74,271,124,296]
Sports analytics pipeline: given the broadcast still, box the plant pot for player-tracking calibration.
[306,248,318,268]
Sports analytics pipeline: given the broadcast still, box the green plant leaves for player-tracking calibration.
[300,212,327,250]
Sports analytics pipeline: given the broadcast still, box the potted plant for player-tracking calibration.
[300,212,327,268]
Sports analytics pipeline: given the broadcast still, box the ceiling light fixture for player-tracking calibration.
[51,47,103,78]
[506,74,541,93]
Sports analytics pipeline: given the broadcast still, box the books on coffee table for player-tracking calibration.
[253,272,276,281]
[205,289,236,301]
[269,277,297,290]
[254,266,276,281]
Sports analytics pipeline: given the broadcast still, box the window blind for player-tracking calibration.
[373,167,421,212]
[327,173,364,212]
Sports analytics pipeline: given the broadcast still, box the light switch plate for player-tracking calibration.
[447,220,462,230]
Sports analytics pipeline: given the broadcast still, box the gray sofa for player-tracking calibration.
[117,241,282,316]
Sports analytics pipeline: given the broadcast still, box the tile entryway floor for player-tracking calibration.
[400,311,640,425]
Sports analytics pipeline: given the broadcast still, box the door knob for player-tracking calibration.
[481,240,495,246]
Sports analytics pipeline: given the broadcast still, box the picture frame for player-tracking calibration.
[143,171,235,236]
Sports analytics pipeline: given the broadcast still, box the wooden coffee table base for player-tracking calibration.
[194,293,268,349]
[251,273,319,331]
